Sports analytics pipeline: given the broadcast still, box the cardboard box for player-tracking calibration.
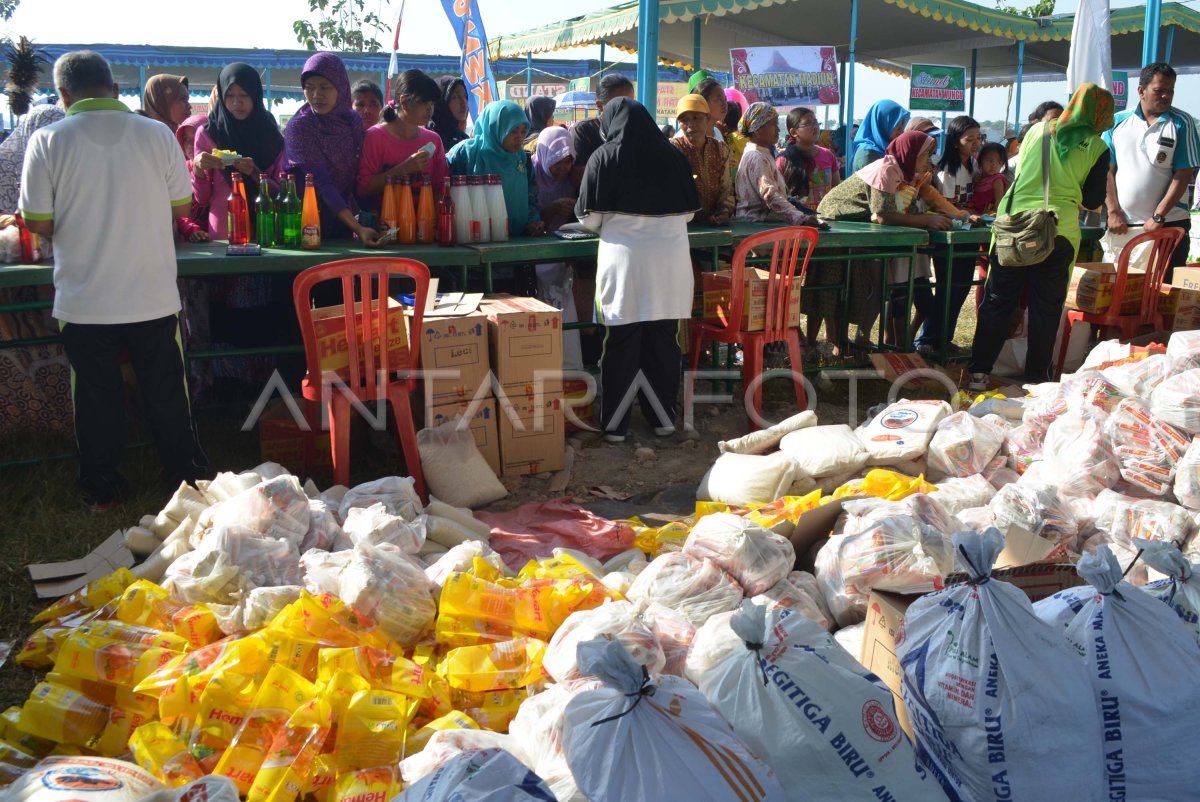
[259,399,332,473]
[701,269,801,331]
[1176,265,1200,293]
[860,591,916,739]
[312,297,409,375]
[480,295,563,388]
[496,390,565,477]
[1066,263,1144,315]
[425,397,501,476]
[563,378,596,433]
[410,312,493,402]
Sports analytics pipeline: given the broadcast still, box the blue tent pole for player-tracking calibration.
[138,64,146,107]
[837,60,846,127]
[637,0,661,107]
[969,49,978,117]
[1165,25,1175,62]
[1143,0,1161,65]
[526,53,532,99]
[693,17,702,72]
[844,0,858,177]
[265,66,273,111]
[1013,40,1025,133]
[380,70,387,97]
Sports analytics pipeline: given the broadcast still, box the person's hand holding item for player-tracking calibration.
[357,225,382,247]
[233,157,257,177]
[1108,209,1129,235]
[193,151,224,172]
[710,212,729,226]
[525,220,546,236]
[924,214,954,231]
[393,150,430,176]
[188,228,211,243]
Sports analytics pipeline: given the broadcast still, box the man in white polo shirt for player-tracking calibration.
[21,51,208,510]
[1104,62,1200,281]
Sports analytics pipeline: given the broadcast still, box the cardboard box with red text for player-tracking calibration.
[424,397,500,476]
[1066,263,1145,315]
[409,311,492,403]
[480,295,563,390]
[496,390,565,476]
[312,297,409,375]
[701,269,801,331]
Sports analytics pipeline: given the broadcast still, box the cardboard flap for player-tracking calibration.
[28,531,128,581]
[994,523,1060,569]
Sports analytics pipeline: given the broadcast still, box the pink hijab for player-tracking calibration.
[857,130,933,192]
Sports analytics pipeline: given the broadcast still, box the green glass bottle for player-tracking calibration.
[255,174,276,247]
[281,174,302,248]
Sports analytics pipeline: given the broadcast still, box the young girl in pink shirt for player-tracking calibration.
[356,69,449,213]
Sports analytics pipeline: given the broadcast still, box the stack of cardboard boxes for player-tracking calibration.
[1067,262,1200,332]
[480,295,565,477]
[1161,265,1200,331]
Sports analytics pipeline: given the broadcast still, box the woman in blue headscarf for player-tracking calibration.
[850,99,910,172]
[447,100,544,236]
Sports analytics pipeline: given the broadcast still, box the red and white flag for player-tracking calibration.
[387,0,407,81]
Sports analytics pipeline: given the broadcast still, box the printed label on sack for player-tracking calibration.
[881,409,918,429]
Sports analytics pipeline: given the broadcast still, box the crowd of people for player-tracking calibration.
[9,47,1200,506]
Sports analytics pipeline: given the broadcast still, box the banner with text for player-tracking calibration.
[909,64,966,112]
[1112,70,1128,110]
[729,46,839,108]
[441,0,498,119]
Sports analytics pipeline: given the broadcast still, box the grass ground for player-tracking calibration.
[0,304,979,711]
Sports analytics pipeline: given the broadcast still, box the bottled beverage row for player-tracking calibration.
[226,171,514,250]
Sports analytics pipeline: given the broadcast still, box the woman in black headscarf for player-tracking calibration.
[523,95,557,149]
[192,62,285,238]
[429,76,469,151]
[576,97,700,443]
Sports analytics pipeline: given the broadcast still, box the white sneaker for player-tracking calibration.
[966,373,989,392]
[603,433,626,444]
[653,426,676,437]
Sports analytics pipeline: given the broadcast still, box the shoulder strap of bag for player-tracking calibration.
[1040,125,1052,211]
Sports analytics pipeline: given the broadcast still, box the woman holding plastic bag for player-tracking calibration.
[967,84,1113,388]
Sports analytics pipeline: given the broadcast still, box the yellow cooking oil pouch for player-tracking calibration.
[406,710,479,754]
[18,682,109,747]
[441,637,547,693]
[247,696,332,802]
[188,668,259,771]
[333,690,416,771]
[33,568,136,624]
[129,721,206,787]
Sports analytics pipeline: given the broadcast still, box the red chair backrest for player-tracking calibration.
[726,226,820,340]
[292,256,431,396]
[1112,227,1185,325]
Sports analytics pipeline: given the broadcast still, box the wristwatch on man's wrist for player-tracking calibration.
[1152,213,1166,224]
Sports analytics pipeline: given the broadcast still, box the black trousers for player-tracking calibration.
[61,314,208,502]
[969,236,1075,382]
[1164,218,1192,284]
[599,319,681,435]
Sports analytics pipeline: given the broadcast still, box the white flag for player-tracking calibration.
[1067,0,1112,93]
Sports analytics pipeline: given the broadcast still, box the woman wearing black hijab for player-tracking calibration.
[429,76,469,151]
[576,97,700,443]
[523,95,557,149]
[192,62,285,238]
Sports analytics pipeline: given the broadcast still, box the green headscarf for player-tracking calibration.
[1050,83,1114,160]
[447,100,532,233]
[687,69,714,93]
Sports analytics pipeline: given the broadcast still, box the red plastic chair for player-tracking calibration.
[292,257,430,498]
[1055,227,1185,378]
[689,226,818,430]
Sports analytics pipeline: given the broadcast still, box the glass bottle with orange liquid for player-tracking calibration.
[301,173,321,250]
[396,174,417,245]
[416,174,436,244]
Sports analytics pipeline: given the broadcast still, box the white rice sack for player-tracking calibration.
[858,399,951,465]
[543,601,664,683]
[626,552,743,628]
[510,681,601,802]
[1150,368,1200,435]
[932,474,996,517]
[418,421,507,509]
[342,502,425,553]
[927,411,1007,480]
[1092,489,1195,545]
[682,513,795,596]
[1042,407,1121,498]
[833,622,866,660]
[339,476,422,521]
[696,451,800,506]
[778,425,868,478]
[718,410,817,454]
[1167,329,1200,371]
[1137,538,1200,645]
[400,730,530,787]
[1175,436,1200,510]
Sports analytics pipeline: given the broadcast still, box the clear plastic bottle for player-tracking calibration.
[485,174,509,242]
[451,175,473,245]
[468,175,490,243]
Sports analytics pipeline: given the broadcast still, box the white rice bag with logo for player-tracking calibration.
[683,513,795,596]
[626,552,743,628]
[858,399,951,465]
[896,529,1106,802]
[686,602,937,801]
[1175,436,1200,510]
[1034,545,1200,801]
[393,748,555,802]
[1136,538,1200,645]
[778,425,868,478]
[3,756,164,802]
[1150,368,1200,434]
[927,412,1006,480]
[543,601,664,683]
[562,639,786,802]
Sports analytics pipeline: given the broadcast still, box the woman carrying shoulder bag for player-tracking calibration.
[967,83,1113,388]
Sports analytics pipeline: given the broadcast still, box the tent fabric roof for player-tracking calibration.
[489,0,1200,83]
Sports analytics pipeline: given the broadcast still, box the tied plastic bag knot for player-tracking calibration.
[1135,537,1192,583]
[1078,545,1129,598]
[589,664,655,728]
[954,528,1003,585]
[730,602,770,686]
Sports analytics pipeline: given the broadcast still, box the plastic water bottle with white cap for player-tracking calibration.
[485,174,509,242]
